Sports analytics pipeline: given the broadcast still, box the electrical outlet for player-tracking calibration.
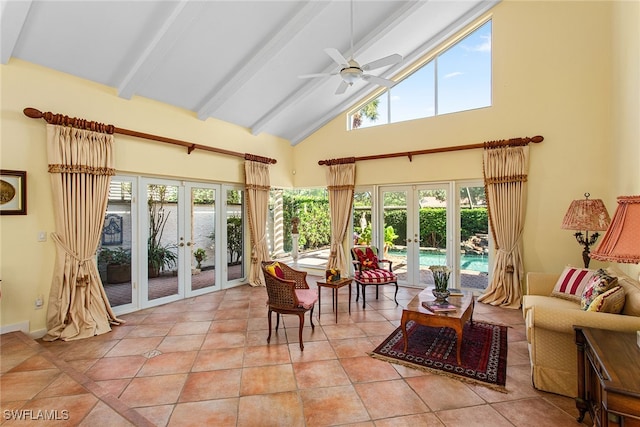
[37,231,47,242]
[35,296,43,309]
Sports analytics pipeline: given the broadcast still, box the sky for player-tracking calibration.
[356,20,492,129]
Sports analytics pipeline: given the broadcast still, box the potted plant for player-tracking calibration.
[193,248,207,270]
[429,265,451,302]
[98,247,131,284]
[383,225,399,257]
[147,187,178,277]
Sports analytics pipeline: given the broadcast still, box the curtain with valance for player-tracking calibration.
[44,124,123,341]
[245,160,271,286]
[326,162,356,273]
[478,144,529,308]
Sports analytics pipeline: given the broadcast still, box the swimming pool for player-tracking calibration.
[388,249,489,273]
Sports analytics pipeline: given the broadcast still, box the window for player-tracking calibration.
[349,19,491,129]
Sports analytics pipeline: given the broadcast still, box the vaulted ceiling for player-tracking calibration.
[1,0,498,145]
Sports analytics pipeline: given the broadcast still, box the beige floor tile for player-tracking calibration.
[355,379,429,419]
[104,337,163,358]
[201,331,246,349]
[492,397,582,426]
[78,401,135,427]
[237,392,304,427]
[293,359,350,389]
[340,355,401,383]
[168,398,238,427]
[243,344,291,367]
[240,364,297,395]
[300,385,370,426]
[137,351,197,377]
[120,374,188,407]
[405,375,485,411]
[179,369,242,402]
[168,321,212,336]
[191,348,244,371]
[435,404,513,427]
[85,355,146,381]
[134,404,175,427]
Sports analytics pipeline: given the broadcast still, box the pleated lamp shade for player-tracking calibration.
[590,195,640,264]
[561,196,611,231]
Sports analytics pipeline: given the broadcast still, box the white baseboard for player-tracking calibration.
[29,328,47,339]
[0,321,29,335]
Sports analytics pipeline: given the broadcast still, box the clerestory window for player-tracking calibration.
[350,19,492,130]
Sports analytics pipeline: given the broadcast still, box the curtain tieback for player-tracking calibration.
[51,233,93,287]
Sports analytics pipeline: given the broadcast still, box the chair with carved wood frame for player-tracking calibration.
[351,245,399,309]
[261,261,318,351]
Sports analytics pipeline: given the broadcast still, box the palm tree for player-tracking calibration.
[352,99,380,129]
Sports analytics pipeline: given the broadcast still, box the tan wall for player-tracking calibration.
[611,0,640,280]
[295,0,618,275]
[0,60,294,334]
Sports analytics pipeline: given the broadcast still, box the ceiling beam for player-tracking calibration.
[196,0,331,120]
[117,0,206,100]
[249,0,427,137]
[1,0,32,64]
[288,0,501,145]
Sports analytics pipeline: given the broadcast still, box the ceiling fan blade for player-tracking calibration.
[324,48,349,67]
[361,53,402,72]
[335,80,349,95]
[362,74,395,88]
[298,72,336,79]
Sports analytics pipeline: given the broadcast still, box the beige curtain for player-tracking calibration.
[326,162,356,273]
[44,124,123,341]
[245,160,271,286]
[478,144,529,309]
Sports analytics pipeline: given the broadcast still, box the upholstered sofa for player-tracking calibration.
[522,266,640,397]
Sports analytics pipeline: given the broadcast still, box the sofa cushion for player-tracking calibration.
[581,269,618,310]
[265,262,285,279]
[586,285,625,313]
[606,266,640,316]
[551,266,595,302]
[354,247,379,270]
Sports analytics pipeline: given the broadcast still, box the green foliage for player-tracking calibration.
[227,216,243,264]
[281,191,330,251]
[147,185,178,275]
[384,225,399,247]
[98,247,131,265]
[193,248,207,269]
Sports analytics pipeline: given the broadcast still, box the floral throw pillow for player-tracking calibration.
[581,269,618,310]
[586,286,626,313]
[355,247,379,270]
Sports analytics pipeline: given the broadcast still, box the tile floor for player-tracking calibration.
[0,279,592,426]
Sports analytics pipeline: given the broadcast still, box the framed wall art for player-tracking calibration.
[0,170,27,215]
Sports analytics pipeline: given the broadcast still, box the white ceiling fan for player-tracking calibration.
[299,0,402,95]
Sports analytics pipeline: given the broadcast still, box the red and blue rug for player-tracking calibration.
[370,320,508,392]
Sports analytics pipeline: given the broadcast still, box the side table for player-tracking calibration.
[317,277,352,323]
[574,326,640,426]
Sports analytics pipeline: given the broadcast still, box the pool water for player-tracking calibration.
[388,249,489,273]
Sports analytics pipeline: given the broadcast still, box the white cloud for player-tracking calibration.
[390,95,401,101]
[445,71,463,79]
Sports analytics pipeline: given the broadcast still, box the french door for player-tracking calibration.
[380,184,452,287]
[100,176,246,313]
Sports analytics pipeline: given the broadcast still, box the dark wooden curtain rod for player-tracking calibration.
[318,135,544,166]
[23,107,277,164]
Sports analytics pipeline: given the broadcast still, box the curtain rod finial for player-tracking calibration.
[23,107,43,119]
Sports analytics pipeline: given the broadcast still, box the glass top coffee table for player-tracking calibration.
[401,288,475,365]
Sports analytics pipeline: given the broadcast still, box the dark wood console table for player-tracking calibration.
[574,327,640,426]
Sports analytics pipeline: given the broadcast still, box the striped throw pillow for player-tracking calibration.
[551,266,596,302]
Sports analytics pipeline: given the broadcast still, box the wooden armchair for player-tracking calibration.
[261,261,318,351]
[351,246,398,309]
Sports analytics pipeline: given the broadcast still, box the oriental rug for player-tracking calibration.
[370,320,508,392]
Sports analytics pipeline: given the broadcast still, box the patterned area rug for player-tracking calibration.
[370,320,508,392]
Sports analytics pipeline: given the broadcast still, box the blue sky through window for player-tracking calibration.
[354,20,492,129]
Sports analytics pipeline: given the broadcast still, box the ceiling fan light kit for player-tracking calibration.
[298,0,402,94]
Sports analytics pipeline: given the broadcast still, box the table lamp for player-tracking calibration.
[561,193,611,268]
[590,195,640,348]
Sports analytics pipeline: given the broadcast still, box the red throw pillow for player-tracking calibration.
[355,247,379,270]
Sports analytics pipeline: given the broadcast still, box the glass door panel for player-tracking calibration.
[417,186,449,288]
[99,177,135,311]
[145,181,181,303]
[226,187,245,282]
[458,183,489,290]
[382,189,410,283]
[187,185,217,295]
